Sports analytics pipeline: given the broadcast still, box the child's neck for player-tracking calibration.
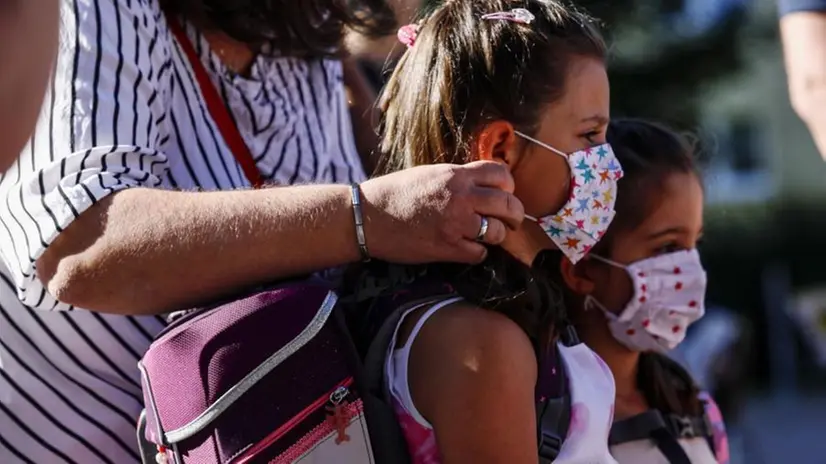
[499,226,546,267]
[580,328,647,416]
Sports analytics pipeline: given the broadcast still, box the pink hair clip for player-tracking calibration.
[397,24,419,49]
[481,8,535,25]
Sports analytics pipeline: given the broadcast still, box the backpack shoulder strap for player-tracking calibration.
[359,294,450,464]
[610,410,692,464]
[535,325,576,464]
[610,408,716,464]
[609,410,667,445]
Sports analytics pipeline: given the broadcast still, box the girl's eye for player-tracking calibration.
[655,242,682,255]
[581,131,599,143]
[581,128,607,145]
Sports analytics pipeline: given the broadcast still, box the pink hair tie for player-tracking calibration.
[397,24,419,49]
[481,8,535,25]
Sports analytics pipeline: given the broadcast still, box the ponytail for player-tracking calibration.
[637,351,703,417]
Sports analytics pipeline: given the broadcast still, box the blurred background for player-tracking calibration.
[350,0,826,462]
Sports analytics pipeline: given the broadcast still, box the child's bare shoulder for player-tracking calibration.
[408,300,537,387]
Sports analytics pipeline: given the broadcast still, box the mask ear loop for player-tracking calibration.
[588,253,625,269]
[582,255,624,318]
[514,131,576,224]
[514,131,568,158]
[583,294,608,313]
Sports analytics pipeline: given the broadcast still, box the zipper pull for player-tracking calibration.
[155,445,168,464]
[326,386,352,445]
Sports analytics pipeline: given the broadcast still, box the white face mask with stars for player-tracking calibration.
[585,249,707,352]
[516,131,624,264]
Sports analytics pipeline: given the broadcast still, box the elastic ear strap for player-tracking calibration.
[583,295,607,312]
[514,131,567,158]
[588,253,624,269]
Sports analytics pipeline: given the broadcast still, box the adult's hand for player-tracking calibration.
[361,161,525,264]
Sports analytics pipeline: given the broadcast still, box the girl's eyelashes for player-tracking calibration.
[654,241,682,255]
[581,127,606,144]
[581,131,599,144]
[654,238,703,255]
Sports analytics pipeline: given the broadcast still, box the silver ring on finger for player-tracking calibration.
[476,216,489,242]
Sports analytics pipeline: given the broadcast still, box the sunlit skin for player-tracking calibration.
[0,0,60,171]
[479,57,611,266]
[562,171,704,419]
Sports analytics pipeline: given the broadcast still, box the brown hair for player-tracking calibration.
[374,0,606,349]
[595,119,703,417]
[160,0,396,58]
[378,0,606,173]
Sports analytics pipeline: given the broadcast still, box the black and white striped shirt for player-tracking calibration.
[0,0,364,462]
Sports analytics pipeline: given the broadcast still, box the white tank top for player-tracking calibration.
[386,297,618,463]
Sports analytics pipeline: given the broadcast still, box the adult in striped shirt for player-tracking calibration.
[0,1,524,462]
[0,0,59,171]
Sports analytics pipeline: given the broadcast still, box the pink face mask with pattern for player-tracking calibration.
[585,249,707,353]
[517,131,624,264]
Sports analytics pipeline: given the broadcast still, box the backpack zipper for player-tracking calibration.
[232,378,355,464]
[326,386,352,444]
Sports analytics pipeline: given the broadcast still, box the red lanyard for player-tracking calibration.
[167,19,264,188]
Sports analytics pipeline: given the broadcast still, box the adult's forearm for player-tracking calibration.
[37,185,360,315]
[781,12,826,157]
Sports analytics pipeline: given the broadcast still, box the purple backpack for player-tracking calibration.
[137,270,573,464]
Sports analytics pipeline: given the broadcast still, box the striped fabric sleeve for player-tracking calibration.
[0,0,173,310]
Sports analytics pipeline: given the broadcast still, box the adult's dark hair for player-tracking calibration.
[374,0,606,348]
[597,119,704,417]
[161,0,397,58]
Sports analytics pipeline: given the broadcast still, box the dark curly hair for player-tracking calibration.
[160,0,397,58]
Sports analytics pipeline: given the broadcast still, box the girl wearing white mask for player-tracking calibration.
[558,119,730,464]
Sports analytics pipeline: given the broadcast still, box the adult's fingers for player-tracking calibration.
[469,186,525,231]
[462,214,507,246]
[461,160,515,193]
[450,239,489,264]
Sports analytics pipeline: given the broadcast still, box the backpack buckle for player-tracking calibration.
[560,325,581,347]
[538,432,563,462]
[669,415,695,438]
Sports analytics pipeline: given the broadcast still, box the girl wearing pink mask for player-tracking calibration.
[559,119,730,464]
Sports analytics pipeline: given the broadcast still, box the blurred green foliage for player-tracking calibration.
[573,0,749,128]
[420,0,751,128]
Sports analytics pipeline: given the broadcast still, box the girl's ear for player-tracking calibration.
[475,120,519,167]
[560,257,597,296]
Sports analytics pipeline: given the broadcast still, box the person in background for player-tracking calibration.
[0,0,59,171]
[779,0,826,160]
[560,120,729,463]
[0,0,524,462]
